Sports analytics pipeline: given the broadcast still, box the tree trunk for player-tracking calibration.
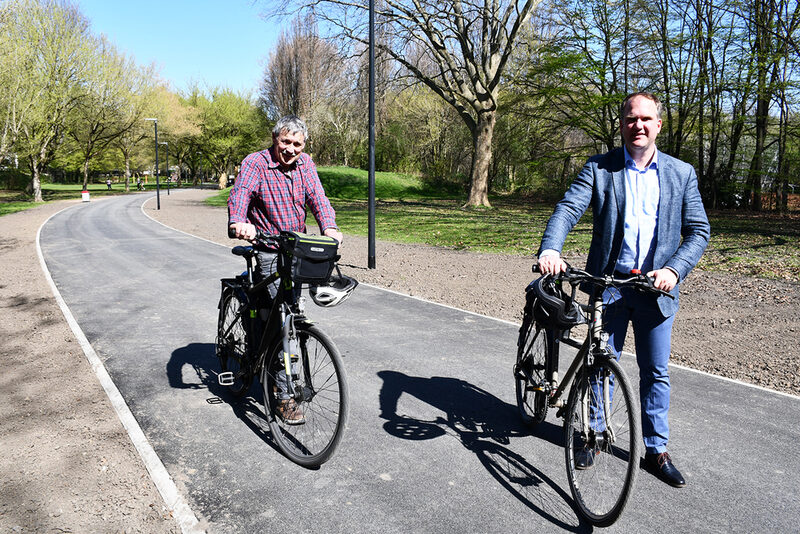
[81,158,90,190]
[464,110,495,207]
[124,156,131,192]
[29,162,43,202]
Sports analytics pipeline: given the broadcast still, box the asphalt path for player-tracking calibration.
[40,192,800,533]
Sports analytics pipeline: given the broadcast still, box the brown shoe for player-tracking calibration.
[276,399,305,425]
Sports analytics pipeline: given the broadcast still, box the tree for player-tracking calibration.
[67,36,148,189]
[742,0,800,211]
[198,87,267,189]
[2,0,92,201]
[112,69,160,191]
[259,14,345,119]
[266,0,542,206]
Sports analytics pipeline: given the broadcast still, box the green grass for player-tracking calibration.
[328,196,592,256]
[699,211,800,280]
[208,165,800,281]
[204,165,462,208]
[6,168,799,281]
[0,181,177,216]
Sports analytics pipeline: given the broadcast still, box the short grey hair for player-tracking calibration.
[272,115,309,141]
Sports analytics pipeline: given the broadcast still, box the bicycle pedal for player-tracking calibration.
[218,371,235,386]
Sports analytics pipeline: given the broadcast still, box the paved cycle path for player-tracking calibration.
[40,192,799,533]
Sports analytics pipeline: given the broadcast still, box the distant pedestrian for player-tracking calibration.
[106,179,112,190]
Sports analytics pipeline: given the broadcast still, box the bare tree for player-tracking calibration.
[263,0,541,206]
[259,14,343,120]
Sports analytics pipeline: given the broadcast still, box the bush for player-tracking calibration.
[0,169,30,190]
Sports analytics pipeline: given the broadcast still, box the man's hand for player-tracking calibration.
[324,227,343,245]
[647,268,678,292]
[229,222,257,241]
[538,253,567,276]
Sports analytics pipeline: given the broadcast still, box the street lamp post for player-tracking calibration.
[160,141,169,195]
[144,118,160,210]
[368,0,376,269]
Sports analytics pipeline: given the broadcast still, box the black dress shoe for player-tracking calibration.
[575,447,597,470]
[646,452,686,488]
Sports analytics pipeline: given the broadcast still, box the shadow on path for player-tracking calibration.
[378,370,591,532]
[165,342,291,463]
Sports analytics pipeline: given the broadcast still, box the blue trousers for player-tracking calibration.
[603,286,675,454]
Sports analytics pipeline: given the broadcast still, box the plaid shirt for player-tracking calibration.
[227,148,337,236]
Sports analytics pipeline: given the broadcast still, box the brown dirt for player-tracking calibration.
[1,187,798,533]
[147,189,800,397]
[0,200,179,534]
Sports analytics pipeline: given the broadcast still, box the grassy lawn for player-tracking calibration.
[4,169,799,281]
[0,182,173,216]
[211,166,800,281]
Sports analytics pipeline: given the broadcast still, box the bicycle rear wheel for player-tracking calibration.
[515,322,550,425]
[262,323,348,467]
[564,357,641,527]
[216,287,250,396]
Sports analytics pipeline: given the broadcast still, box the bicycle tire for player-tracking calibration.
[216,288,250,397]
[515,322,549,425]
[563,357,641,527]
[262,323,349,467]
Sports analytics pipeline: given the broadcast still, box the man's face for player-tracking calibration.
[620,96,662,157]
[273,129,306,169]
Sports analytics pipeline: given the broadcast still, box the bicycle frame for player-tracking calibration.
[219,245,307,397]
[545,290,610,411]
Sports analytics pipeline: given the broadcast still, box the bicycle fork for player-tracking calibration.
[279,307,300,398]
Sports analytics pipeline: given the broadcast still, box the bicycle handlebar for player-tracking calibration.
[533,262,675,299]
[228,226,285,250]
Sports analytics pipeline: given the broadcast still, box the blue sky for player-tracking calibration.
[76,0,285,95]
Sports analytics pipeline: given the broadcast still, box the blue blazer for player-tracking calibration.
[539,147,710,317]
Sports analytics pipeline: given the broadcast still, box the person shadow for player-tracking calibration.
[377,370,593,532]
[166,342,299,465]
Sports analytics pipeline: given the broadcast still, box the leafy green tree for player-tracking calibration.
[198,87,268,189]
[1,0,93,201]
[67,36,152,189]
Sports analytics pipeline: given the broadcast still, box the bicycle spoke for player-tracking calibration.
[564,359,641,527]
[264,324,348,467]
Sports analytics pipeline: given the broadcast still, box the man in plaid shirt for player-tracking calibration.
[228,115,342,423]
[228,115,343,245]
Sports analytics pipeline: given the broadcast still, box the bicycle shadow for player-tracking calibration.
[377,370,593,532]
[166,342,293,464]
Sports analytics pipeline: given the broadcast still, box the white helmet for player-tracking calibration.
[310,269,358,307]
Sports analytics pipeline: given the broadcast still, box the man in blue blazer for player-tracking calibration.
[538,92,710,488]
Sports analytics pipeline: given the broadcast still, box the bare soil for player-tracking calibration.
[0,200,179,534]
[149,189,800,397]
[1,188,797,533]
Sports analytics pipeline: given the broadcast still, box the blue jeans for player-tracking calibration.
[255,251,299,400]
[603,286,675,454]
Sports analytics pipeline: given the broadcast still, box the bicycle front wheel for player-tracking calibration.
[262,323,349,467]
[515,322,550,425]
[564,357,641,527]
[216,287,250,396]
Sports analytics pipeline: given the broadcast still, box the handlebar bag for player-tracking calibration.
[282,231,339,284]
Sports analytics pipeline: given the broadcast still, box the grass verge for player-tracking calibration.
[5,169,798,281]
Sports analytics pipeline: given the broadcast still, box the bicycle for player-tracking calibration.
[513,263,674,526]
[215,229,356,467]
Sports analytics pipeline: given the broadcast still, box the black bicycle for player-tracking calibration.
[514,264,673,526]
[216,230,356,467]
